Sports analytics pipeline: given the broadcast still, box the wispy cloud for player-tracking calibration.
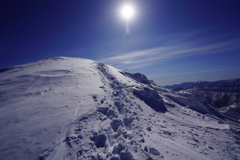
[151,67,239,85]
[160,68,232,77]
[98,31,240,70]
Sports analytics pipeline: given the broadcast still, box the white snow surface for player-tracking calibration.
[0,57,239,160]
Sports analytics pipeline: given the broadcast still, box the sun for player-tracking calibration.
[118,3,137,34]
[120,4,135,21]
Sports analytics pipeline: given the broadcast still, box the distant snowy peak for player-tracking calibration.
[163,78,240,90]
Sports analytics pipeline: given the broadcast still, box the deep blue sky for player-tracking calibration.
[1,0,240,85]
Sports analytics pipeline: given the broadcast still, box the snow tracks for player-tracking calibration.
[40,63,163,160]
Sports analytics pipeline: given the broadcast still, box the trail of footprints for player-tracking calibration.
[59,63,163,160]
[61,86,156,159]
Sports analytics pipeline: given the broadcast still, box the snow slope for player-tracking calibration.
[0,57,239,160]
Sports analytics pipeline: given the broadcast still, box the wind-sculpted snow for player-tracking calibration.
[0,57,240,160]
[119,71,156,86]
[133,87,167,113]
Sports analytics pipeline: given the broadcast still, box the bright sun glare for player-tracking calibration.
[120,4,135,21]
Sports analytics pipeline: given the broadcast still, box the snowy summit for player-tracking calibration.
[0,57,239,160]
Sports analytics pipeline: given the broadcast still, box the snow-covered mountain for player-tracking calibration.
[0,57,240,160]
[162,79,240,120]
[163,79,240,90]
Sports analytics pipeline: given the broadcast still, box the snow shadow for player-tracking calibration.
[91,134,107,148]
[133,88,167,113]
[111,119,123,132]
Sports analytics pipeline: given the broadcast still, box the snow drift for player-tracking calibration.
[0,57,239,160]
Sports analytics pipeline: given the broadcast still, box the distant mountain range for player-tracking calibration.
[163,78,240,119]
[163,78,240,90]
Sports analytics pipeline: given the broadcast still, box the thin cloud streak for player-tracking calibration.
[147,69,223,79]
[98,34,240,70]
[114,61,157,70]
[160,68,230,77]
